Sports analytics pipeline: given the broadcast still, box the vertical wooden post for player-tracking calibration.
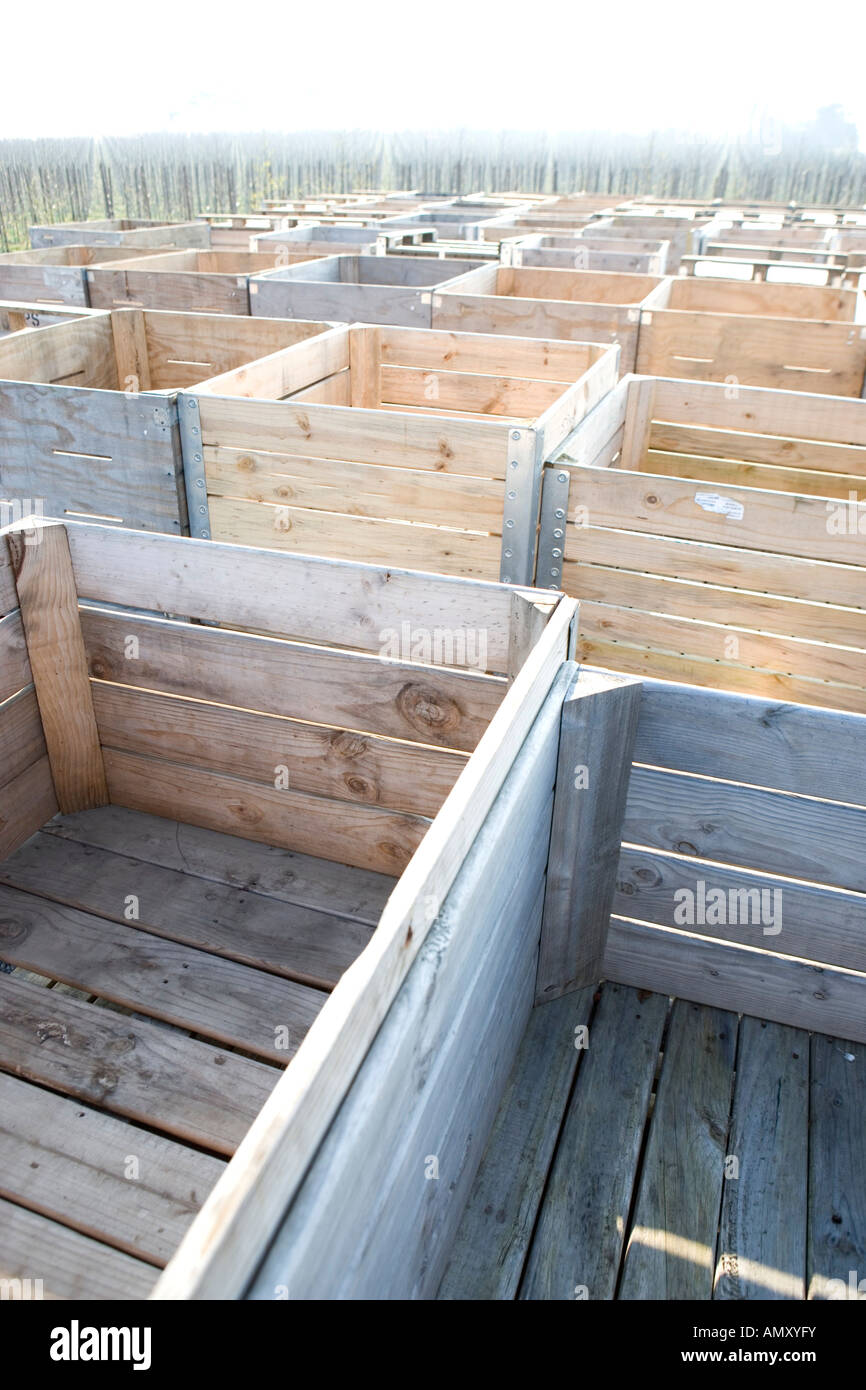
[535,666,642,1003]
[620,376,658,470]
[349,324,381,408]
[6,520,109,814]
[110,308,152,392]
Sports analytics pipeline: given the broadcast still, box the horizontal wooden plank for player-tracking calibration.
[196,326,350,398]
[81,608,504,752]
[0,883,326,1058]
[0,756,58,860]
[0,1196,156,1299]
[604,917,866,1043]
[625,764,866,893]
[197,393,507,477]
[208,495,502,579]
[378,326,602,381]
[0,972,277,1154]
[632,675,866,802]
[645,448,863,500]
[615,846,866,973]
[43,805,395,927]
[103,749,429,877]
[566,464,866,564]
[379,363,564,418]
[564,559,866,650]
[564,521,866,611]
[64,522,519,673]
[649,375,866,446]
[0,1072,225,1266]
[0,687,46,791]
[143,310,331,391]
[0,831,374,992]
[648,420,866,477]
[204,445,506,531]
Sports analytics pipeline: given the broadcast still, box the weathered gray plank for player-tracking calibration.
[0,882,326,1059]
[43,806,396,926]
[247,667,564,1300]
[714,1016,808,1300]
[437,988,596,1300]
[520,984,669,1301]
[0,1071,225,1266]
[0,832,374,991]
[536,667,642,1001]
[0,1197,157,1299]
[618,1000,737,1300]
[807,1032,866,1299]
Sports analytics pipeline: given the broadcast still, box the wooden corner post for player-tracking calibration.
[535,666,642,1003]
[6,519,109,814]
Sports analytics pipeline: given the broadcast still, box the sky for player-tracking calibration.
[2,0,864,146]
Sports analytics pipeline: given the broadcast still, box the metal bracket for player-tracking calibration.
[499,429,542,586]
[177,392,212,539]
[536,464,571,591]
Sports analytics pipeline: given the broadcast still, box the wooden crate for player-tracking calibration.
[588,215,711,271]
[636,276,866,394]
[251,224,384,256]
[0,246,187,308]
[503,234,670,274]
[0,512,624,1301]
[188,323,619,582]
[249,254,486,328]
[682,248,848,288]
[0,310,334,533]
[29,219,211,250]
[84,250,326,314]
[432,265,668,372]
[536,373,866,712]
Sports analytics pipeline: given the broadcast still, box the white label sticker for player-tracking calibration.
[694,491,744,520]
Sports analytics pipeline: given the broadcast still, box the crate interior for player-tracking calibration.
[664,274,858,320]
[0,246,181,269]
[0,521,536,1297]
[102,250,322,275]
[265,254,483,289]
[0,308,331,392]
[454,265,665,305]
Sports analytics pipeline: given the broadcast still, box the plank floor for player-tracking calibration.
[438,981,866,1301]
[0,805,394,1299]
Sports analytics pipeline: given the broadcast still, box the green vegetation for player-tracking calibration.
[1,130,864,250]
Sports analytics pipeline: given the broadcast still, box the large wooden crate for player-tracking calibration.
[502,233,670,274]
[0,310,334,532]
[0,246,185,307]
[536,373,866,712]
[251,224,383,256]
[249,254,486,328]
[187,323,619,582]
[432,265,668,372]
[83,250,325,314]
[588,214,711,271]
[635,276,866,394]
[0,513,602,1300]
[29,219,211,250]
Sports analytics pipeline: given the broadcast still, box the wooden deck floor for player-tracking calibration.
[438,981,866,1301]
[0,806,395,1299]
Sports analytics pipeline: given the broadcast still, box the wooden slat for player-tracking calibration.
[92,682,464,821]
[81,608,503,753]
[153,608,576,1299]
[0,972,277,1155]
[207,495,502,578]
[197,393,507,477]
[0,1197,156,1300]
[0,1072,225,1266]
[648,420,866,477]
[43,805,395,927]
[110,308,151,392]
[619,1001,737,1300]
[64,522,518,673]
[379,363,564,417]
[0,611,31,703]
[807,1032,866,1299]
[7,524,108,813]
[195,326,350,398]
[566,465,866,564]
[521,985,669,1300]
[632,678,866,804]
[437,989,595,1301]
[625,764,866,894]
[0,314,117,389]
[0,688,46,790]
[0,756,59,860]
[349,324,381,407]
[0,832,373,991]
[377,325,601,382]
[604,918,866,1043]
[714,1016,808,1300]
[203,446,506,532]
[536,668,642,1001]
[645,448,863,500]
[0,883,326,1058]
[103,749,429,877]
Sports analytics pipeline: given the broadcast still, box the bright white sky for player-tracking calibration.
[2,0,864,145]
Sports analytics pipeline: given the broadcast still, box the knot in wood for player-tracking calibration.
[396,682,461,740]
